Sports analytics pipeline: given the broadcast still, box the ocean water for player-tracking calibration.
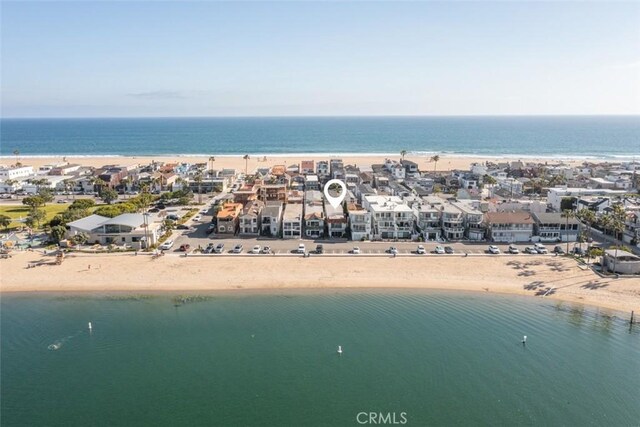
[1,116,639,158]
[1,291,638,426]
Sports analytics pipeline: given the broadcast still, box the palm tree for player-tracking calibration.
[243,154,250,175]
[599,213,612,237]
[208,156,216,193]
[576,209,596,253]
[561,209,574,254]
[194,173,203,204]
[431,155,440,173]
[400,150,407,161]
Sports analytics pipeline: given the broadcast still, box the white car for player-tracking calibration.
[159,240,174,250]
[193,215,202,222]
[534,243,548,254]
[525,246,538,254]
[416,245,426,254]
[434,246,445,254]
[389,246,398,255]
[297,244,306,254]
[250,245,261,254]
[199,209,208,215]
[508,245,520,254]
[261,246,271,254]
[352,246,361,254]
[488,245,501,254]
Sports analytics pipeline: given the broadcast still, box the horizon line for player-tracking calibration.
[2,113,640,120]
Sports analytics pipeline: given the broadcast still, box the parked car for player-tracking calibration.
[508,244,520,254]
[199,209,208,215]
[206,224,216,234]
[388,246,398,255]
[352,246,361,254]
[572,247,585,256]
[214,243,225,254]
[444,246,454,254]
[250,245,261,254]
[233,244,243,254]
[176,224,189,230]
[524,246,538,254]
[488,245,500,254]
[159,240,174,250]
[179,244,190,252]
[193,215,202,222]
[534,243,548,254]
[297,244,306,254]
[204,243,215,253]
[553,245,565,254]
[56,199,67,204]
[315,244,324,254]
[261,246,271,254]
[434,246,445,254]
[416,245,426,254]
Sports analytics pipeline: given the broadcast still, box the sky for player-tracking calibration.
[1,1,639,118]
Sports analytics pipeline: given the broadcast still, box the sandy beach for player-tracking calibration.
[2,251,639,314]
[9,154,589,173]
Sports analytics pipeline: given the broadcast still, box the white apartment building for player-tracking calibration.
[0,165,35,180]
[347,204,372,241]
[363,195,414,239]
[282,203,303,239]
[450,201,485,240]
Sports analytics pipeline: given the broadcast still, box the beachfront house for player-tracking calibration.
[282,203,303,239]
[316,161,330,180]
[441,205,465,240]
[326,203,348,238]
[303,190,325,238]
[532,212,581,242]
[301,160,315,175]
[363,195,414,240]
[260,201,283,237]
[485,211,534,243]
[216,202,243,235]
[450,200,485,241]
[239,199,265,236]
[348,204,372,241]
[66,213,161,249]
[413,202,442,241]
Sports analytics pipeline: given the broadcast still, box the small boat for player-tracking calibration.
[337,345,343,354]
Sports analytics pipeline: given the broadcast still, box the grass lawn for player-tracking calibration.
[0,204,71,229]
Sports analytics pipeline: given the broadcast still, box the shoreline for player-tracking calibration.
[0,153,600,173]
[1,286,633,318]
[2,251,638,314]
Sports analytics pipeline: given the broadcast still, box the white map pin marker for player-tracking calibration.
[324,179,347,209]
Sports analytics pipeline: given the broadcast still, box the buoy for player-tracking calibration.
[522,335,527,344]
[337,345,343,354]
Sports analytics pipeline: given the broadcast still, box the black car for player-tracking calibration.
[315,244,324,254]
[444,246,454,254]
[572,247,584,256]
[176,224,189,230]
[553,245,565,254]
